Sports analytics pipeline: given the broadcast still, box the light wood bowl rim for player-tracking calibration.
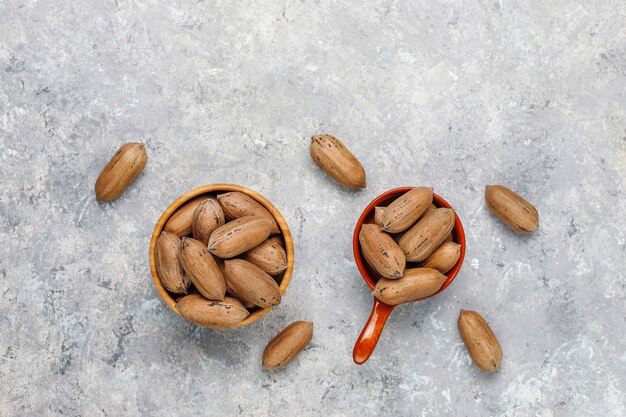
[148,184,294,329]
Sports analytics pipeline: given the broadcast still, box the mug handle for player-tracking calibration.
[353,298,395,364]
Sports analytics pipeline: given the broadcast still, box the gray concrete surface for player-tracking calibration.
[1,0,625,416]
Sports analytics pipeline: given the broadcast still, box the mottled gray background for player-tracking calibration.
[0,0,625,416]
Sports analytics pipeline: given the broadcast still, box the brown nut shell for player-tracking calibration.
[485,185,538,233]
[223,259,281,308]
[179,237,226,301]
[381,187,433,233]
[458,310,503,373]
[208,216,273,258]
[310,134,366,189]
[372,268,446,305]
[262,321,313,369]
[359,224,406,279]
[95,142,147,201]
[155,231,190,294]
[177,294,249,326]
[398,208,455,262]
[421,241,461,274]
[215,259,255,309]
[164,196,209,237]
[242,236,287,276]
[217,192,280,234]
[374,207,385,227]
[192,198,225,245]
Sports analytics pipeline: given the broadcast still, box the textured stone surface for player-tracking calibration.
[1,1,625,416]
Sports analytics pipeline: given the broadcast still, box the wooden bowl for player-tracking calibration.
[149,184,294,329]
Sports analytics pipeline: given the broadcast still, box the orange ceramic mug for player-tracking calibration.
[352,187,466,364]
